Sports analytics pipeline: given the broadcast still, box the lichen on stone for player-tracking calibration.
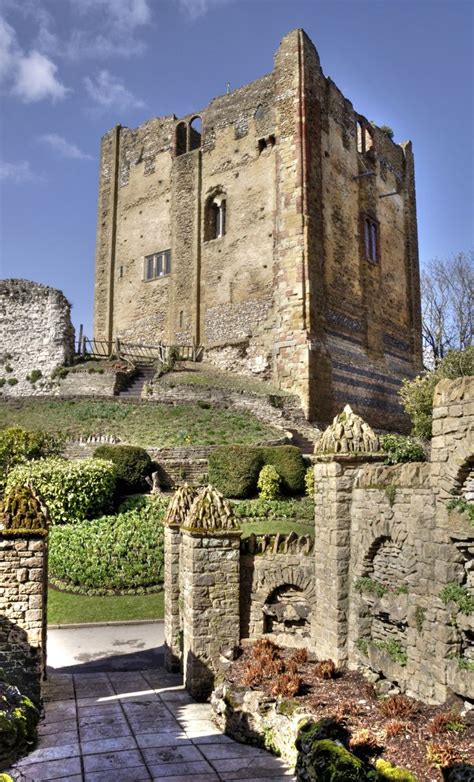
[316,404,381,454]
[185,485,239,531]
[0,484,49,532]
[164,483,198,526]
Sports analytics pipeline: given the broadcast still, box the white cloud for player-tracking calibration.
[0,160,35,184]
[178,0,231,20]
[0,14,20,82]
[65,0,151,60]
[39,133,93,160]
[84,69,144,112]
[12,49,69,102]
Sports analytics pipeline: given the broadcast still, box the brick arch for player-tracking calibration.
[438,440,474,499]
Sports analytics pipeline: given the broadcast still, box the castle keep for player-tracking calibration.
[93,29,422,428]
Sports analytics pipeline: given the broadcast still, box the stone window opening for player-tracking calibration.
[189,116,202,151]
[144,250,171,281]
[362,214,379,264]
[258,135,276,155]
[204,194,226,241]
[175,116,203,156]
[175,122,187,156]
[357,118,374,154]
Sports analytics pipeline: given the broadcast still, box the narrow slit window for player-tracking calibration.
[363,216,379,263]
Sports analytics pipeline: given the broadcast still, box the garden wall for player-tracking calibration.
[0,531,48,703]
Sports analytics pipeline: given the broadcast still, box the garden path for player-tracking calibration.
[8,668,296,781]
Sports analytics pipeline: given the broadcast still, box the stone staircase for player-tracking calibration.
[119,364,155,398]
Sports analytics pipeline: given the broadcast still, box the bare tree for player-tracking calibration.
[421,251,474,366]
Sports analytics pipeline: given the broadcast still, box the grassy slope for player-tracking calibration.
[159,363,288,397]
[48,588,164,624]
[0,398,280,447]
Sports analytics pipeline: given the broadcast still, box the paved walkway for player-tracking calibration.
[9,669,295,781]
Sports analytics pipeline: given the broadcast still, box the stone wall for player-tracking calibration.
[0,532,48,703]
[93,28,422,432]
[0,279,74,397]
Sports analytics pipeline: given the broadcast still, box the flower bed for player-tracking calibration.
[0,678,39,769]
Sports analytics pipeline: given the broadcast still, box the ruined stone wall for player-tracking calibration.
[0,279,74,397]
[313,377,473,704]
[0,533,47,703]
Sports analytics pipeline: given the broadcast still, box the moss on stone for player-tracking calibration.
[375,758,418,781]
[297,738,366,781]
[277,698,299,717]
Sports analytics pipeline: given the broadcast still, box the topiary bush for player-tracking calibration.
[400,347,474,439]
[208,446,263,498]
[93,444,152,494]
[48,497,168,593]
[381,435,425,465]
[261,446,306,495]
[6,457,117,524]
[257,465,281,500]
[0,485,48,532]
[0,427,63,491]
[0,677,39,769]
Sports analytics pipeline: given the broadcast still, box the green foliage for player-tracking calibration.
[0,379,5,388]
[0,678,39,768]
[0,426,62,490]
[305,466,314,497]
[51,366,69,380]
[354,577,387,598]
[232,497,314,521]
[355,638,369,656]
[381,435,425,465]
[93,444,152,494]
[439,582,474,614]
[414,606,426,632]
[6,378,18,386]
[379,125,394,140]
[49,497,167,593]
[400,347,474,438]
[257,464,281,500]
[385,485,397,507]
[455,657,474,672]
[6,457,117,524]
[373,639,408,667]
[261,446,306,494]
[26,369,42,384]
[208,446,263,498]
[447,497,474,527]
[0,485,48,531]
[374,758,417,781]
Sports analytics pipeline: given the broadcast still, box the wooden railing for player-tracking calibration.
[76,334,203,364]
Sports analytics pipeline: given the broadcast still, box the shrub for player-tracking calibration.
[6,457,117,524]
[208,446,263,498]
[26,369,42,384]
[0,678,39,769]
[93,444,152,494]
[400,347,474,439]
[232,497,314,521]
[314,659,336,679]
[270,672,302,698]
[257,465,281,500]
[0,427,63,490]
[49,497,167,592]
[305,465,314,497]
[261,446,306,494]
[6,378,17,386]
[379,695,418,719]
[381,434,425,465]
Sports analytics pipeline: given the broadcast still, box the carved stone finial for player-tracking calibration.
[164,483,198,526]
[185,485,239,532]
[316,404,380,454]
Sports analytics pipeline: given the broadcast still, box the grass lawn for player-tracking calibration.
[159,363,289,398]
[48,587,164,625]
[0,398,280,447]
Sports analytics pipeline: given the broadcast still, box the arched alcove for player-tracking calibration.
[263,584,311,639]
[189,116,202,151]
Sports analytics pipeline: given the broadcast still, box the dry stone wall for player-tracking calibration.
[0,279,74,397]
[0,532,47,703]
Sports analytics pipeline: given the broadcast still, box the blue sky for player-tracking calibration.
[0,0,472,338]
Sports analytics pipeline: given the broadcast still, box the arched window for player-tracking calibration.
[363,214,379,263]
[205,194,226,241]
[189,116,202,151]
[176,122,187,156]
[357,118,374,154]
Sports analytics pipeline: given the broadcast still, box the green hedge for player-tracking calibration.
[93,444,152,494]
[208,445,306,498]
[5,457,117,524]
[232,497,314,521]
[0,426,62,491]
[49,497,167,593]
[0,679,39,769]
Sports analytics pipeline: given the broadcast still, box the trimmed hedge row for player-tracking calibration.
[208,445,306,498]
[93,444,153,494]
[5,457,117,524]
[48,497,167,593]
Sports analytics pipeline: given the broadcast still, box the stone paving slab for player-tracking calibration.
[7,669,296,782]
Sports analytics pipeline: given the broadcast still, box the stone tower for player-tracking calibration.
[93,29,422,429]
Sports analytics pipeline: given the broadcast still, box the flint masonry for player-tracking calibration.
[93,29,422,429]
